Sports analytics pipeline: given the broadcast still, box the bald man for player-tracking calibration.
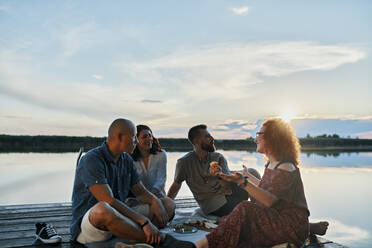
[71,119,195,247]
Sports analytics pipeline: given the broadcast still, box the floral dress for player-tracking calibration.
[206,162,310,248]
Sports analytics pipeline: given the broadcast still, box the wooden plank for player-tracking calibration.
[0,198,195,211]
[0,220,70,233]
[0,216,72,226]
[0,227,70,240]
[19,243,73,248]
[0,198,194,210]
[0,202,71,211]
[0,206,72,215]
[0,210,73,220]
[0,199,196,248]
[0,234,71,248]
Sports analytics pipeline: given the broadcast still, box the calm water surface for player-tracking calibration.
[1,151,371,248]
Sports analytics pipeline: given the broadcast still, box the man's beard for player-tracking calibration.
[201,142,216,152]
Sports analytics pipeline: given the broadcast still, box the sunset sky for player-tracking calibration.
[1,0,371,139]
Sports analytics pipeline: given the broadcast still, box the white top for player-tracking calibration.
[134,149,167,195]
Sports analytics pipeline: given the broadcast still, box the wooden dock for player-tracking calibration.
[0,198,346,248]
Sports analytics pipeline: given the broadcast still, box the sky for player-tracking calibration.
[0,0,371,139]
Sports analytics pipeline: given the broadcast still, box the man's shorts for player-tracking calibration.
[76,204,150,244]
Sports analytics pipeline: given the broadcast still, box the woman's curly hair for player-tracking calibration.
[262,118,301,165]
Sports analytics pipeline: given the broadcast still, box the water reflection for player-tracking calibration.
[301,150,372,158]
[315,218,371,247]
[304,151,342,157]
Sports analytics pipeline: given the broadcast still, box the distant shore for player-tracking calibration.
[1,134,372,153]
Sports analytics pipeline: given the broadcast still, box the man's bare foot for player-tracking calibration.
[310,221,329,236]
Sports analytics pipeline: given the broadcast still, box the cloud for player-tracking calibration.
[295,114,372,121]
[0,40,368,136]
[210,120,257,139]
[120,41,366,101]
[0,48,186,136]
[209,117,372,139]
[141,99,163,103]
[0,5,10,13]
[231,6,250,15]
[212,120,256,131]
[91,74,103,80]
[0,53,156,130]
[151,120,257,139]
[44,20,111,64]
[290,118,372,138]
[154,128,188,138]
[57,23,96,59]
[142,113,170,121]
[1,115,31,120]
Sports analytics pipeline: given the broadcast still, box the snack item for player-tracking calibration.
[183,218,218,231]
[173,224,197,233]
[209,161,222,175]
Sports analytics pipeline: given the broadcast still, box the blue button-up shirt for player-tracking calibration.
[70,142,140,240]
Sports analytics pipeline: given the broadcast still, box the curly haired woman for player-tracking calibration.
[194,118,327,248]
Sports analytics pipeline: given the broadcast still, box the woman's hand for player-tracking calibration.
[217,172,244,185]
[150,198,169,228]
[231,165,249,177]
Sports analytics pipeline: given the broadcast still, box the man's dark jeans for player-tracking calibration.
[210,183,249,217]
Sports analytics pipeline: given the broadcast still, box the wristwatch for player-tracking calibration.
[239,176,248,187]
[140,220,149,229]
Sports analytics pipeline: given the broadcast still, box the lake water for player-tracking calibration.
[1,150,371,248]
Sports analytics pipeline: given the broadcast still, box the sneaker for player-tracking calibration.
[114,242,154,248]
[34,222,62,244]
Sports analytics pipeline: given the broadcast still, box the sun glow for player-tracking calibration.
[278,109,296,123]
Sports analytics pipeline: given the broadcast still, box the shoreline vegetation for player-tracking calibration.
[1,134,372,154]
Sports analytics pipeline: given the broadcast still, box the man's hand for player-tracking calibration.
[142,220,161,244]
[150,198,168,228]
[150,188,165,198]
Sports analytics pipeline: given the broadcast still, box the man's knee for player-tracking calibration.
[248,168,261,180]
[90,201,115,226]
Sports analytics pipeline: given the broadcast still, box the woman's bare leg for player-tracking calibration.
[195,237,209,248]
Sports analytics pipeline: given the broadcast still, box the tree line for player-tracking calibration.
[1,134,372,153]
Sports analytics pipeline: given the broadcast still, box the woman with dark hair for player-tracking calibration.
[193,118,327,248]
[132,125,167,197]
[129,125,175,226]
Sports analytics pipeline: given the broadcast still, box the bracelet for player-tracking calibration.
[140,220,149,229]
[243,176,248,186]
[239,177,248,187]
[236,173,244,184]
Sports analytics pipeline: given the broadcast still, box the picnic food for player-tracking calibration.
[209,161,222,175]
[174,225,193,232]
[184,218,218,230]
[173,224,197,233]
